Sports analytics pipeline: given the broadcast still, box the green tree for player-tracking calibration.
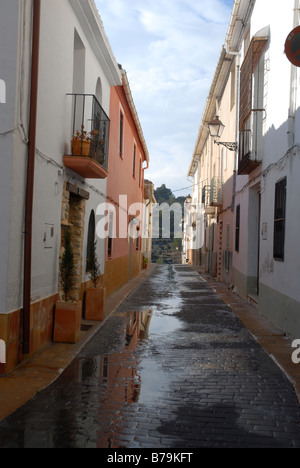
[154,184,173,204]
[88,239,101,288]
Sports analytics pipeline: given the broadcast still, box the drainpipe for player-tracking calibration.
[23,0,41,355]
[231,54,241,212]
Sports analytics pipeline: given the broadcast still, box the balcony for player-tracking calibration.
[201,185,215,215]
[210,177,223,207]
[63,94,110,179]
[238,111,264,175]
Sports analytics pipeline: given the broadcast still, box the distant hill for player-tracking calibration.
[154,184,186,208]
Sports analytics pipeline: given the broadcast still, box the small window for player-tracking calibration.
[133,144,136,178]
[107,212,114,257]
[273,177,286,261]
[139,158,142,187]
[119,111,124,157]
[235,205,240,252]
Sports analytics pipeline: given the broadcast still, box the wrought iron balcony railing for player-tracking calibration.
[201,185,215,215]
[238,110,264,175]
[202,185,211,207]
[63,94,110,179]
[210,176,223,206]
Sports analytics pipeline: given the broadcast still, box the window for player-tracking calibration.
[107,212,114,257]
[273,177,286,261]
[139,158,142,187]
[133,143,136,178]
[119,111,124,157]
[238,34,268,174]
[235,205,240,252]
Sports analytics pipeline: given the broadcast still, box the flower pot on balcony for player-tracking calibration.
[71,140,90,157]
[53,300,82,344]
[85,287,106,321]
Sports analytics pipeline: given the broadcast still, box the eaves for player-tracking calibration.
[68,0,122,86]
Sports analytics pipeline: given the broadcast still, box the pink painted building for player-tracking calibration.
[104,69,150,296]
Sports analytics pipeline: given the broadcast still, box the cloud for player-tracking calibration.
[95,0,233,194]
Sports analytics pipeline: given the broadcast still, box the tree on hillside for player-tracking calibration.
[154,184,173,204]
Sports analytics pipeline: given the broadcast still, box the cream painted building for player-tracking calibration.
[142,180,156,265]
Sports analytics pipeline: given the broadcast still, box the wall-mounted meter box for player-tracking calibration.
[44,223,55,249]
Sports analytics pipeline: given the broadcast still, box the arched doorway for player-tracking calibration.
[86,210,96,273]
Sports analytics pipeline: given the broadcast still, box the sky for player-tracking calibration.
[95,0,234,196]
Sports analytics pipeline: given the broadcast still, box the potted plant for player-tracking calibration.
[71,125,98,157]
[85,239,106,321]
[53,229,82,344]
[143,255,148,269]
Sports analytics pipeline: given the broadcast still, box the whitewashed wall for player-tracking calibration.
[2,0,121,312]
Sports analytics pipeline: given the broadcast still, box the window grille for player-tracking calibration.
[273,178,287,261]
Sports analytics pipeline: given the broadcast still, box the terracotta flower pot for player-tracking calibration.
[85,287,106,321]
[53,301,82,344]
[71,140,90,156]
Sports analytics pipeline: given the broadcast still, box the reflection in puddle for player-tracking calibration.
[72,305,182,447]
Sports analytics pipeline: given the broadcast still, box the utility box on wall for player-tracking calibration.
[44,224,55,249]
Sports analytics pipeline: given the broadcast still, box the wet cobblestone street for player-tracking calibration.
[1,265,300,448]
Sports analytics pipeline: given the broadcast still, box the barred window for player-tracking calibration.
[273,178,287,261]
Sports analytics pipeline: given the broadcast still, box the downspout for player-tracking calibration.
[225,21,241,214]
[23,0,41,355]
[232,54,241,212]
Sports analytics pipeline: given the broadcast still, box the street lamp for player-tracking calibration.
[208,116,238,152]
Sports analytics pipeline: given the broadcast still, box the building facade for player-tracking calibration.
[0,0,149,373]
[104,70,150,297]
[187,0,300,338]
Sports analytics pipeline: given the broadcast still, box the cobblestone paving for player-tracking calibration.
[1,265,300,448]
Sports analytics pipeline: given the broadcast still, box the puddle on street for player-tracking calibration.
[62,299,184,447]
[0,266,203,448]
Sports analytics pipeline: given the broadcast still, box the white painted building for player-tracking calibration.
[187,0,300,338]
[0,0,121,372]
[246,0,300,336]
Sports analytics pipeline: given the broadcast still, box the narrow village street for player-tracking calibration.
[1,265,300,449]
